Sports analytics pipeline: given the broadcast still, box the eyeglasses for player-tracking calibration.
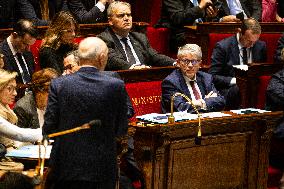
[179,59,200,65]
[5,85,17,93]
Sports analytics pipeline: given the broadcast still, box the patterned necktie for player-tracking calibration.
[242,47,248,64]
[16,53,31,83]
[121,37,136,65]
[190,81,201,100]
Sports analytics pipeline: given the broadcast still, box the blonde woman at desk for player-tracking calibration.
[0,69,42,172]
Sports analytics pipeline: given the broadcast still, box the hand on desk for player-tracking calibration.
[221,15,240,22]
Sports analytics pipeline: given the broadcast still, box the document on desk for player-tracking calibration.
[6,145,52,159]
[233,65,248,71]
[231,108,271,114]
[136,112,232,124]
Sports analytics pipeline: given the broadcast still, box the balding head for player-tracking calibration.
[78,37,109,70]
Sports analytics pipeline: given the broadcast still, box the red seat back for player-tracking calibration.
[30,39,42,71]
[146,27,170,55]
[207,33,234,65]
[256,75,272,109]
[30,37,84,71]
[125,81,162,121]
[259,33,282,63]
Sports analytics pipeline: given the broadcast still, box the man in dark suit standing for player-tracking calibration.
[0,19,37,85]
[98,1,175,71]
[43,37,128,189]
[209,18,267,109]
[162,44,225,113]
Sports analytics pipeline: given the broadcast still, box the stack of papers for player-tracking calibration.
[6,145,52,159]
[230,108,270,114]
[136,112,232,124]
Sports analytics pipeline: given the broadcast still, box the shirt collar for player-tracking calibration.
[115,34,130,41]
[183,73,197,83]
[7,36,17,56]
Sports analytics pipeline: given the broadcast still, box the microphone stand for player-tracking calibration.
[168,92,202,144]
[34,123,92,187]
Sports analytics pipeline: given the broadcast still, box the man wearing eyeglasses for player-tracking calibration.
[209,18,266,109]
[161,44,225,113]
[98,1,175,71]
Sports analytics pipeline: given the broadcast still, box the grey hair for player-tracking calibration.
[107,1,131,17]
[0,69,17,90]
[78,37,107,61]
[178,44,202,60]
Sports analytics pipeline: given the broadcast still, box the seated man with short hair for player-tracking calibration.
[162,44,225,113]
[209,18,267,109]
[98,1,175,71]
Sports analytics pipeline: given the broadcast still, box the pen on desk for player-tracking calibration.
[205,91,214,98]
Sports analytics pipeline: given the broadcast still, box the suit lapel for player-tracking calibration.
[196,72,206,98]
[128,34,143,63]
[2,40,22,75]
[231,36,241,65]
[109,28,128,60]
[175,70,191,98]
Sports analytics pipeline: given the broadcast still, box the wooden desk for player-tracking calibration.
[0,22,149,42]
[117,66,175,83]
[235,63,284,108]
[185,22,284,64]
[131,111,283,189]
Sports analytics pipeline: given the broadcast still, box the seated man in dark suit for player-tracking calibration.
[98,1,175,71]
[159,0,218,51]
[209,18,267,109]
[266,63,284,189]
[67,0,113,23]
[0,0,17,28]
[16,0,67,26]
[162,44,225,113]
[274,34,284,63]
[0,19,38,85]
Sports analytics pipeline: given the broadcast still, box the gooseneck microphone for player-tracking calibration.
[47,119,101,138]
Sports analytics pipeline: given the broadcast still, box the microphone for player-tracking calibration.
[88,120,102,127]
[168,92,202,145]
[47,119,101,138]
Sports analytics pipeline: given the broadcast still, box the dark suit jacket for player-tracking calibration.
[0,39,35,84]
[274,34,284,64]
[43,66,128,182]
[217,0,262,21]
[209,35,267,88]
[158,0,205,50]
[266,68,284,138]
[0,0,17,27]
[98,28,174,71]
[67,0,106,23]
[161,69,225,113]
[14,92,40,129]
